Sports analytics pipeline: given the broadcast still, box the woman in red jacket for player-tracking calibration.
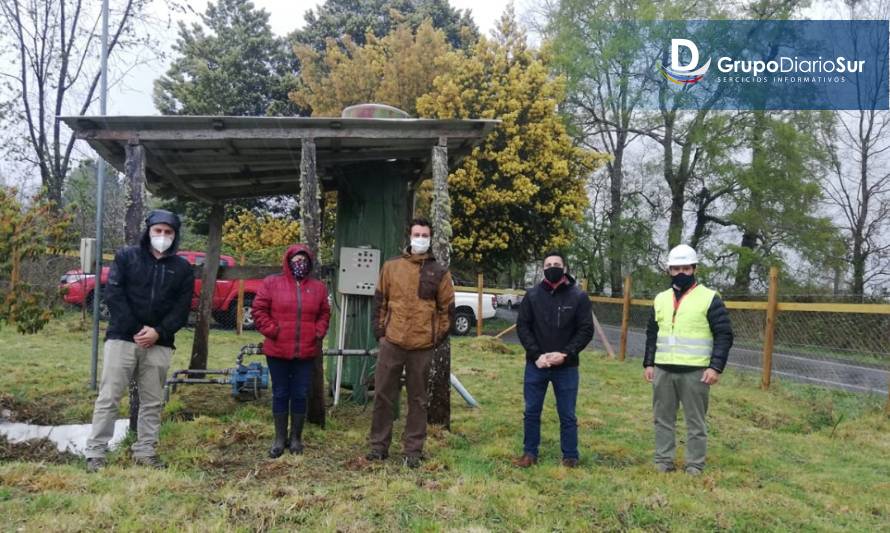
[252,244,331,457]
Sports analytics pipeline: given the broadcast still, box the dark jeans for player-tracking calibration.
[266,356,314,415]
[523,362,579,460]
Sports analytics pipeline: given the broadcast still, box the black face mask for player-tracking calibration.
[671,273,695,292]
[544,267,564,284]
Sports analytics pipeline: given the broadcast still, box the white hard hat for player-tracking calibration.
[667,244,699,266]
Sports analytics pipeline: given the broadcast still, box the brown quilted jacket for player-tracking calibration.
[373,250,455,350]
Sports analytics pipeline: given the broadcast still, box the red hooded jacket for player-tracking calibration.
[252,244,331,360]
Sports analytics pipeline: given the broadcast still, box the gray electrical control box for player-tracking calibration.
[80,238,96,274]
[338,247,381,295]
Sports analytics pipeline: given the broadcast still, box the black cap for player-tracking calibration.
[145,209,181,232]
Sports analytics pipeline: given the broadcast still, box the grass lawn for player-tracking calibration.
[1,312,889,531]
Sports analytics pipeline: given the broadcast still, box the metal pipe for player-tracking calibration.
[450,373,479,408]
[322,349,379,356]
[89,0,110,391]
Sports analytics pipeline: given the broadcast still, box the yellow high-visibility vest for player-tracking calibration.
[653,284,716,367]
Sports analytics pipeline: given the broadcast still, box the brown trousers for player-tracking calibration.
[369,338,434,457]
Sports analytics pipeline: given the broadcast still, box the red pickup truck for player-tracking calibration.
[59,251,264,329]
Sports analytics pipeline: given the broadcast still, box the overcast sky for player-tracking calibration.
[108,0,516,116]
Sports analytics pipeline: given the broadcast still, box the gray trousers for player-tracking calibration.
[652,366,710,471]
[85,340,173,459]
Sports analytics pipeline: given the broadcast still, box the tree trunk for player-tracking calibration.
[189,203,224,370]
[607,146,625,296]
[732,231,758,294]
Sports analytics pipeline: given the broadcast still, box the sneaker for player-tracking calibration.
[561,458,579,468]
[365,450,388,461]
[133,455,167,469]
[685,466,703,476]
[512,453,537,468]
[655,463,676,473]
[404,455,423,469]
[85,457,106,473]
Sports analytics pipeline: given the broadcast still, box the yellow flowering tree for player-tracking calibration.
[416,6,606,272]
[290,20,452,116]
[222,209,301,265]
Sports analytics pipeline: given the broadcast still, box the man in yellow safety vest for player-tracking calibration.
[643,244,733,475]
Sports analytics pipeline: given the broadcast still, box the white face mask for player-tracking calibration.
[410,237,430,255]
[151,235,173,254]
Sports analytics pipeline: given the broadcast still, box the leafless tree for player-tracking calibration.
[0,0,170,206]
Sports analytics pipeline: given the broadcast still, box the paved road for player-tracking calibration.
[494,308,889,396]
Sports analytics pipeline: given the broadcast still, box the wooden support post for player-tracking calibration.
[495,324,517,339]
[190,203,225,370]
[428,138,451,428]
[592,311,615,359]
[124,140,145,245]
[128,378,139,433]
[476,272,484,337]
[300,137,326,427]
[619,275,632,361]
[761,266,779,390]
[236,255,245,335]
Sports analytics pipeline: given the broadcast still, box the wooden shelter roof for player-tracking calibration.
[60,115,499,203]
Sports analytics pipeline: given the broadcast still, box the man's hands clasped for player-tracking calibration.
[535,352,568,368]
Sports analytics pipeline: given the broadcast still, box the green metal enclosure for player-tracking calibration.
[326,162,416,404]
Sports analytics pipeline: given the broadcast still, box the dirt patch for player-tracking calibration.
[0,394,51,424]
[467,336,514,354]
[0,435,80,464]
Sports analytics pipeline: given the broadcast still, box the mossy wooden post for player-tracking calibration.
[476,273,484,337]
[619,275,632,361]
[428,137,452,428]
[125,140,145,426]
[300,137,326,426]
[761,266,779,390]
[236,255,245,335]
[124,140,145,245]
[190,202,224,370]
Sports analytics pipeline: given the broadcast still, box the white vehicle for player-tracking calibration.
[496,290,524,309]
[452,290,498,336]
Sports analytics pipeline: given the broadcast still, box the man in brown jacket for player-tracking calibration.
[366,217,455,468]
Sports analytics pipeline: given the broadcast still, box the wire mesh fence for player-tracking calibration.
[485,277,889,401]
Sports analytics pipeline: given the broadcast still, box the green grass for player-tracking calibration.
[1,312,889,531]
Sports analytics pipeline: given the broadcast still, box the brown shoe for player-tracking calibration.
[561,458,579,468]
[512,453,537,468]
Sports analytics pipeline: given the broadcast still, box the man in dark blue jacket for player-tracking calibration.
[514,252,594,468]
[85,210,194,472]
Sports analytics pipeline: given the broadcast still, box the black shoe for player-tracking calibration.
[133,455,167,469]
[365,450,388,461]
[404,455,423,469]
[289,413,305,455]
[85,457,106,473]
[269,412,288,458]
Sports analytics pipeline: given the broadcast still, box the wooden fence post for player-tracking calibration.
[476,272,484,337]
[619,275,632,361]
[886,383,890,416]
[761,266,780,390]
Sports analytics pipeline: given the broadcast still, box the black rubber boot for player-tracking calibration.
[269,413,288,458]
[289,413,306,455]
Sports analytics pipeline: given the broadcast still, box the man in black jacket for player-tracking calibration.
[643,244,733,475]
[85,210,194,472]
[514,252,594,468]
